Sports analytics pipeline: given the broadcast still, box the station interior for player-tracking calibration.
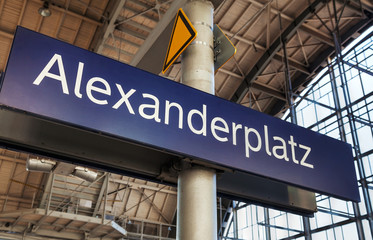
[0,0,372,239]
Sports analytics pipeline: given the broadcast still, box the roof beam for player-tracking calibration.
[218,68,286,101]
[0,227,85,240]
[136,188,171,224]
[9,179,42,191]
[58,219,74,232]
[0,154,26,164]
[125,20,153,32]
[218,68,243,79]
[361,0,373,11]
[116,25,148,40]
[38,173,54,209]
[272,54,310,75]
[230,0,325,103]
[11,215,24,228]
[0,29,13,39]
[103,43,135,57]
[268,12,373,116]
[29,0,103,26]
[95,0,127,54]
[251,82,287,102]
[299,25,334,46]
[130,0,187,73]
[116,2,161,24]
[224,28,311,75]
[93,173,109,217]
[223,29,266,50]
[0,209,36,218]
[128,0,224,73]
[250,0,335,47]
[110,177,177,195]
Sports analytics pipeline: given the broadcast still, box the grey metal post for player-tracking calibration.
[264,208,271,240]
[232,201,239,238]
[281,39,297,125]
[177,1,217,240]
[328,57,365,240]
[46,173,55,212]
[302,216,312,240]
[330,1,372,235]
[281,21,312,240]
[331,30,373,238]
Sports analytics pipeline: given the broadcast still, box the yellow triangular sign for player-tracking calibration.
[162,9,197,73]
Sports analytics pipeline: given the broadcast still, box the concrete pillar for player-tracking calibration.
[181,0,214,95]
[177,1,217,240]
[177,165,217,240]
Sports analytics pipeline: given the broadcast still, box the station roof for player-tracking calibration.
[0,0,372,239]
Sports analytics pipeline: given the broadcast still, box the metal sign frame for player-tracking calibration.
[0,27,359,204]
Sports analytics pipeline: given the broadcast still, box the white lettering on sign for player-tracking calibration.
[33,54,69,94]
[165,101,183,129]
[139,93,161,122]
[211,117,229,142]
[187,105,207,136]
[86,77,111,105]
[112,84,136,114]
[32,53,314,169]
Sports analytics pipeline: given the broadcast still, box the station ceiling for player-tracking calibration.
[0,0,372,239]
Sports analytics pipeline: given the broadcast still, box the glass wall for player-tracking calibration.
[223,26,373,240]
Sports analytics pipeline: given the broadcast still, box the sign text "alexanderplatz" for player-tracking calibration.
[0,27,359,202]
[34,53,313,169]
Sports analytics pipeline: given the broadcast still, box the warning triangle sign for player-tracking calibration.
[162,9,197,73]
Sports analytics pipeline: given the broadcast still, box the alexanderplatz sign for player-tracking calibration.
[0,27,360,213]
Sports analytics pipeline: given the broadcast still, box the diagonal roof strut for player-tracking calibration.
[230,0,325,104]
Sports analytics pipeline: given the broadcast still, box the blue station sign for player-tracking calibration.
[0,27,360,202]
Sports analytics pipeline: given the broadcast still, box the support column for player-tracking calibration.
[177,1,217,240]
[331,29,373,237]
[264,208,272,240]
[302,216,312,240]
[181,0,214,94]
[177,165,217,239]
[328,57,365,240]
[281,21,313,240]
[281,39,297,124]
[232,201,239,239]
